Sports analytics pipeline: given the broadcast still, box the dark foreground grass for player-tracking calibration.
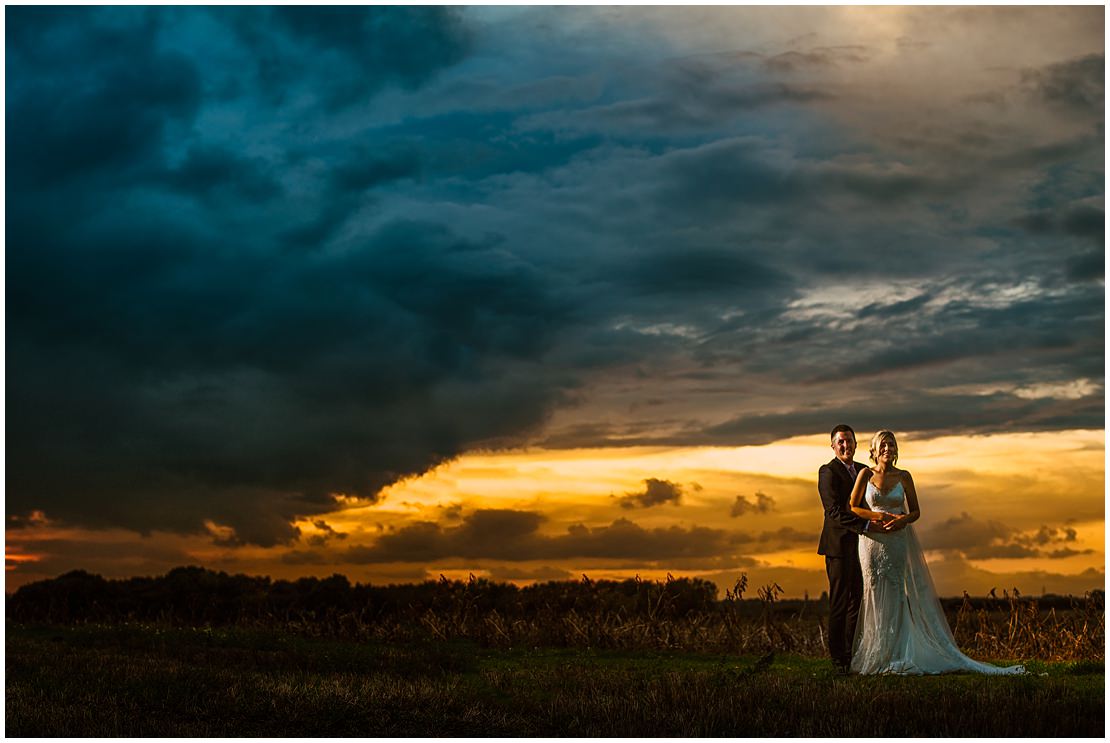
[7,623,1103,737]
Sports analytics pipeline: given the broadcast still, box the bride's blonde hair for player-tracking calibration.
[869,430,899,465]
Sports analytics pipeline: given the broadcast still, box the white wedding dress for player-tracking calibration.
[851,480,1025,675]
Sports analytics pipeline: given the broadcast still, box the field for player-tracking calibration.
[6,623,1103,737]
[5,569,1105,736]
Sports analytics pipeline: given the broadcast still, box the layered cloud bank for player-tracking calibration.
[6,8,1103,591]
[8,433,1103,596]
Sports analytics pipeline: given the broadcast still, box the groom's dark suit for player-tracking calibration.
[817,457,869,669]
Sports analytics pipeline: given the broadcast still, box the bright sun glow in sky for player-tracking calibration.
[9,430,1101,598]
[297,431,1104,595]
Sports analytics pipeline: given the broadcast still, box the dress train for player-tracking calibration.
[851,481,1025,676]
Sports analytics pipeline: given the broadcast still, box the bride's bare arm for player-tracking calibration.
[888,472,921,529]
[849,469,889,522]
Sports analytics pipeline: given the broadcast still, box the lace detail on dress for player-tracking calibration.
[851,479,1025,676]
[861,481,907,589]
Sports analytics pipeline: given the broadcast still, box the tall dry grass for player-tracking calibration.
[950,588,1105,662]
[246,573,1104,661]
[8,568,1103,661]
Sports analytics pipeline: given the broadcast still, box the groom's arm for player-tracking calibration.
[818,465,867,535]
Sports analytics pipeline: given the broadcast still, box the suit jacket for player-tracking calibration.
[817,457,868,557]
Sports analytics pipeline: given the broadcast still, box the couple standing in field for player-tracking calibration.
[817,424,1025,676]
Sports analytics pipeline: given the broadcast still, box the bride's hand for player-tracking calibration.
[869,515,893,532]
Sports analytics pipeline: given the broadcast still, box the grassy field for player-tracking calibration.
[6,622,1103,737]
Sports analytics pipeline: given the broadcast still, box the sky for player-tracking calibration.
[5,6,1105,597]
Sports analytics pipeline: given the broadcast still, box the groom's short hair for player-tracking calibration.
[830,424,855,441]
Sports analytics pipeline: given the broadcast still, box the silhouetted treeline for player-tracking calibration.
[10,567,1098,625]
[7,567,724,627]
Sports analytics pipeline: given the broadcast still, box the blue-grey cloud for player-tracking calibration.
[7,217,578,543]
[161,145,285,204]
[7,8,202,191]
[6,7,1103,546]
[1015,203,1104,247]
[1022,53,1104,116]
[222,6,470,110]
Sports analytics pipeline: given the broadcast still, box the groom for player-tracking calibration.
[817,424,880,674]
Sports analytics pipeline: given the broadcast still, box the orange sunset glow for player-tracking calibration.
[8,431,1103,597]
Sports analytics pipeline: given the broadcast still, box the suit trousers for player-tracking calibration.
[825,550,863,665]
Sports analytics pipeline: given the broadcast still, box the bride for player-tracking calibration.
[848,430,1025,675]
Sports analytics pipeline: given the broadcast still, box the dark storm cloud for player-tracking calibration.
[7,7,202,191]
[918,513,1090,560]
[621,246,790,297]
[328,145,423,192]
[618,478,684,509]
[1014,524,1079,549]
[343,509,756,563]
[916,513,1012,552]
[855,294,935,319]
[832,287,1101,382]
[339,508,811,564]
[961,543,1041,560]
[992,132,1101,171]
[656,138,802,208]
[764,46,873,71]
[440,504,464,521]
[8,217,578,542]
[699,393,1102,448]
[162,145,284,203]
[743,526,812,547]
[618,270,1102,448]
[715,82,834,109]
[1022,53,1104,116]
[542,384,1101,450]
[730,492,776,517]
[5,537,194,566]
[538,421,694,450]
[281,550,329,566]
[1045,547,1094,559]
[523,42,853,138]
[346,509,547,563]
[6,7,1103,550]
[1014,203,1104,246]
[358,110,606,185]
[223,6,470,110]
[541,82,833,133]
[5,8,578,545]
[306,520,348,547]
[653,138,942,222]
